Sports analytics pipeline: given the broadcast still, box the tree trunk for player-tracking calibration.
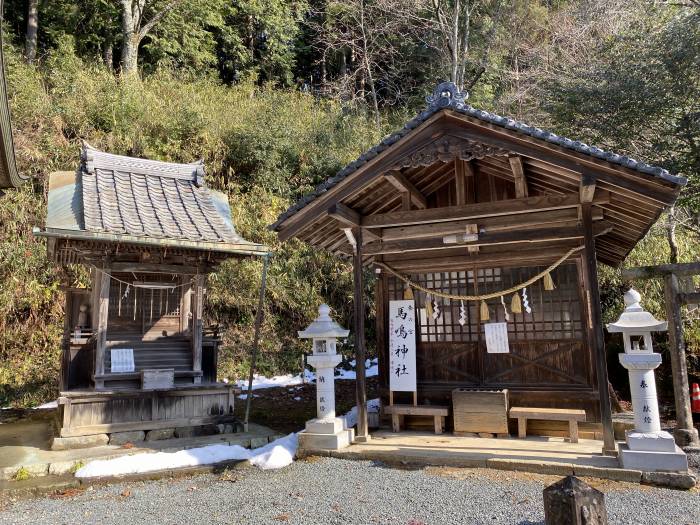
[359,0,380,130]
[667,205,679,264]
[25,0,39,64]
[103,43,114,71]
[120,0,140,75]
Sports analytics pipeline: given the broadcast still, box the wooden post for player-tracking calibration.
[244,254,270,432]
[94,266,111,390]
[543,476,607,525]
[581,203,615,454]
[353,227,369,442]
[663,273,700,447]
[191,273,205,385]
[180,278,192,334]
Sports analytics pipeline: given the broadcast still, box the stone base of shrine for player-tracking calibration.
[298,418,354,451]
[618,442,688,472]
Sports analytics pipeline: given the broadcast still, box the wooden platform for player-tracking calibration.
[57,384,238,438]
[307,430,643,482]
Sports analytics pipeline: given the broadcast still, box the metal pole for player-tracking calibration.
[243,254,270,432]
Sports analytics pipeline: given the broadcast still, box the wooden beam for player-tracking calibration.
[580,203,615,454]
[191,274,205,385]
[362,221,612,256]
[455,158,467,205]
[362,192,609,229]
[580,172,596,203]
[384,171,427,209]
[679,292,700,305]
[94,267,111,390]
[401,191,412,211]
[381,207,604,242]
[111,262,199,275]
[328,202,361,227]
[353,227,369,441]
[622,261,700,279]
[509,156,528,198]
[328,203,380,241]
[664,273,700,447]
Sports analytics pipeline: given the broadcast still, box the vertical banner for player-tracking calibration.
[389,300,417,392]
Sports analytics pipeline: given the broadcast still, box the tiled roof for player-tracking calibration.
[81,144,240,244]
[271,82,686,231]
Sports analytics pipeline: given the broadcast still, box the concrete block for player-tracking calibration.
[145,428,175,441]
[250,437,269,449]
[305,418,344,434]
[49,460,82,476]
[626,430,677,452]
[642,471,697,490]
[174,427,196,439]
[618,443,688,472]
[15,463,49,478]
[487,458,575,476]
[298,429,354,451]
[109,431,145,445]
[573,465,642,483]
[51,434,109,450]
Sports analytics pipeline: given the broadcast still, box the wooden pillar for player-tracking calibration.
[191,273,205,385]
[664,273,700,447]
[353,227,369,441]
[180,278,192,334]
[581,203,615,454]
[94,266,111,390]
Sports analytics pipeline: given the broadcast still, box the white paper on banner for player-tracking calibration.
[111,348,135,373]
[389,300,417,392]
[484,323,510,354]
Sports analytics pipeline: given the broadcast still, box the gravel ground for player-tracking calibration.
[0,457,698,525]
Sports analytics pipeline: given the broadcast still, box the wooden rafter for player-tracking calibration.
[384,171,427,209]
[508,156,529,198]
[361,221,612,256]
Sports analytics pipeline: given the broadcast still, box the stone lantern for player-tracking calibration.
[297,304,354,450]
[607,289,687,471]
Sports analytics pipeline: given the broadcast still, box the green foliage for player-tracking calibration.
[0,39,379,407]
[12,467,31,481]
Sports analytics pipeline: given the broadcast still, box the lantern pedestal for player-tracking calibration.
[298,353,354,451]
[617,353,688,472]
[297,305,354,451]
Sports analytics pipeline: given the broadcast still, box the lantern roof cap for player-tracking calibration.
[607,289,667,332]
[298,304,349,339]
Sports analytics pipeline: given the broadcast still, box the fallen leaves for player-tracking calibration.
[120,489,132,498]
[273,512,290,521]
[49,487,85,499]
[121,442,135,449]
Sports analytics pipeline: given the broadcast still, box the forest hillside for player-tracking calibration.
[0,0,699,407]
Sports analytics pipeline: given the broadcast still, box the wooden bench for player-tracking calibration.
[509,407,586,443]
[384,404,450,434]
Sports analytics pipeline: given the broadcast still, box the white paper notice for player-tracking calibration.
[111,348,135,373]
[389,300,417,392]
[484,322,510,354]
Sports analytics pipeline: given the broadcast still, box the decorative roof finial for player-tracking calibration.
[426,81,468,110]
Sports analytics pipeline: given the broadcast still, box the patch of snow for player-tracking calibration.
[234,358,378,392]
[293,396,302,401]
[237,393,260,400]
[340,398,380,430]
[34,400,58,409]
[75,433,298,478]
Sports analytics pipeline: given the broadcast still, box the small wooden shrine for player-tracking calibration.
[271,82,685,453]
[36,144,267,440]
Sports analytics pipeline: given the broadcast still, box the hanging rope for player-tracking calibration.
[91,266,198,289]
[375,245,584,302]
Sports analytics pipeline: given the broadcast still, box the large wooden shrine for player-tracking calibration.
[36,144,267,440]
[271,82,685,453]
